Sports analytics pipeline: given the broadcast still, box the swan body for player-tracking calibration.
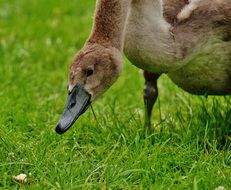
[56,0,231,134]
[124,0,231,94]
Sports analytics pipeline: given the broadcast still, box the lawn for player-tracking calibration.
[0,0,230,189]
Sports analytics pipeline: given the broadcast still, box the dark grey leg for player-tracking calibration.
[143,71,160,128]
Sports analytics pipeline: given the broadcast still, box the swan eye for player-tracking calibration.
[86,69,94,77]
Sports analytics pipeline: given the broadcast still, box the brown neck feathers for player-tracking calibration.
[88,0,131,50]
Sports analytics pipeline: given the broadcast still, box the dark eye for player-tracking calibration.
[86,69,94,77]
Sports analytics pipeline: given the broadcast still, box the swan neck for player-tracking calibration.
[88,0,132,51]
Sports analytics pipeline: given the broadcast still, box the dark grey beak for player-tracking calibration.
[55,85,91,134]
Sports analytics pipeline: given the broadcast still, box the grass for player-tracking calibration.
[0,0,230,189]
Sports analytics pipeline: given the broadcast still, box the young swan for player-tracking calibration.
[56,0,231,134]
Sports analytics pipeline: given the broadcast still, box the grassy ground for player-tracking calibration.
[0,0,230,189]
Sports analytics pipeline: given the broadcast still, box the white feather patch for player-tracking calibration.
[177,0,202,22]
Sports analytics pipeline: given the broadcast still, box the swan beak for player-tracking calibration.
[55,85,91,134]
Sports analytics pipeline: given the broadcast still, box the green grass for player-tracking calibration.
[0,0,230,189]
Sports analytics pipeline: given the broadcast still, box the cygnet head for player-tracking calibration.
[56,43,122,134]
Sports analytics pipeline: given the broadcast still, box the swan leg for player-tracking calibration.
[143,71,160,128]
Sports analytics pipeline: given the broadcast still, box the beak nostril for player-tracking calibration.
[68,94,76,109]
[69,101,76,109]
